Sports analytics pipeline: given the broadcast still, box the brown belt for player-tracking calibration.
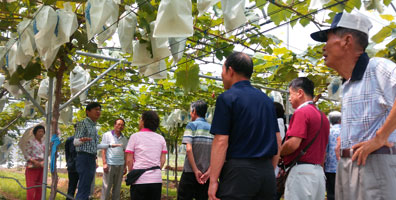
[341,146,396,158]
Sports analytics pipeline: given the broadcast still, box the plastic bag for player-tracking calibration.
[70,66,90,102]
[33,5,58,69]
[328,77,342,100]
[5,40,18,75]
[53,2,78,50]
[22,85,39,118]
[85,0,118,41]
[4,82,24,99]
[0,73,5,87]
[17,18,36,57]
[221,0,247,33]
[150,22,171,59]
[169,37,186,63]
[197,0,220,16]
[205,106,215,123]
[0,97,7,113]
[96,2,119,44]
[16,41,32,68]
[144,60,167,79]
[153,0,193,38]
[131,41,154,66]
[38,77,55,100]
[269,91,284,107]
[118,6,137,53]
[0,135,13,165]
[59,106,73,125]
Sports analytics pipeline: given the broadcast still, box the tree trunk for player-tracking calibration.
[49,57,68,200]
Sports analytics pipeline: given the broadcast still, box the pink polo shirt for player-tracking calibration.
[125,128,167,184]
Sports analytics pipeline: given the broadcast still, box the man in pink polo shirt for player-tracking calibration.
[125,111,167,200]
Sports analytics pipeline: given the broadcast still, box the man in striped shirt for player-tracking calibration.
[73,102,120,200]
[178,100,213,200]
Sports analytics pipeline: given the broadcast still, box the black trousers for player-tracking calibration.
[130,183,162,200]
[217,158,276,200]
[177,172,209,200]
[325,172,336,200]
[66,171,79,200]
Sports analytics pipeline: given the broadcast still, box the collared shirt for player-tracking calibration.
[75,117,100,155]
[341,53,396,149]
[25,138,45,168]
[325,124,340,173]
[182,117,213,173]
[210,80,279,159]
[125,128,167,184]
[101,130,128,165]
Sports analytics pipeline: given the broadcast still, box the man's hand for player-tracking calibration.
[208,180,220,200]
[103,163,109,173]
[111,143,122,148]
[80,137,92,142]
[194,170,204,184]
[200,170,210,184]
[335,136,341,160]
[352,134,394,165]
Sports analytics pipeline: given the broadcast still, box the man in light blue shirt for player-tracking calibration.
[100,118,128,200]
[324,111,341,200]
[311,12,396,200]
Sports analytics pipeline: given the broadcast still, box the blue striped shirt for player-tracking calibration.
[341,53,396,149]
[182,117,213,172]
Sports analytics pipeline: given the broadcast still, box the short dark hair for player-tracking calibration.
[142,111,160,132]
[33,125,45,136]
[289,77,315,98]
[224,52,253,79]
[191,100,208,118]
[86,102,101,112]
[114,118,125,125]
[330,27,369,51]
[273,102,285,119]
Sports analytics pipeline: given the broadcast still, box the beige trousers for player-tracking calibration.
[336,154,396,200]
[100,165,124,200]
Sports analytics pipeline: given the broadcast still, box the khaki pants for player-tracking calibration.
[336,154,396,200]
[284,164,326,200]
[100,165,124,200]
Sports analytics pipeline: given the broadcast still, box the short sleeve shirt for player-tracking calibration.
[341,54,396,149]
[182,118,213,172]
[283,103,330,165]
[210,80,279,159]
[25,138,45,168]
[101,131,128,165]
[325,124,340,173]
[125,129,167,184]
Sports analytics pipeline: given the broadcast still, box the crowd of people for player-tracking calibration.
[22,11,396,200]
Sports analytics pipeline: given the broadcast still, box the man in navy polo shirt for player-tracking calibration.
[208,52,281,200]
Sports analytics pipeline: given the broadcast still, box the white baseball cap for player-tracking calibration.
[311,12,373,42]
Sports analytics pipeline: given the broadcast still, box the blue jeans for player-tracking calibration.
[76,152,96,200]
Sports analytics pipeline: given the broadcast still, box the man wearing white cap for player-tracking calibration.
[311,12,396,199]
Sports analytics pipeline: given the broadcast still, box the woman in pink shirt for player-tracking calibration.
[25,125,45,200]
[125,111,167,200]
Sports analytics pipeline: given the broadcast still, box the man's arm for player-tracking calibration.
[352,99,396,165]
[280,136,302,156]
[186,143,204,184]
[102,149,108,173]
[208,135,229,200]
[272,132,282,168]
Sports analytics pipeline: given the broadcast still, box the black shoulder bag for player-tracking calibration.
[125,166,161,186]
[276,112,324,196]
